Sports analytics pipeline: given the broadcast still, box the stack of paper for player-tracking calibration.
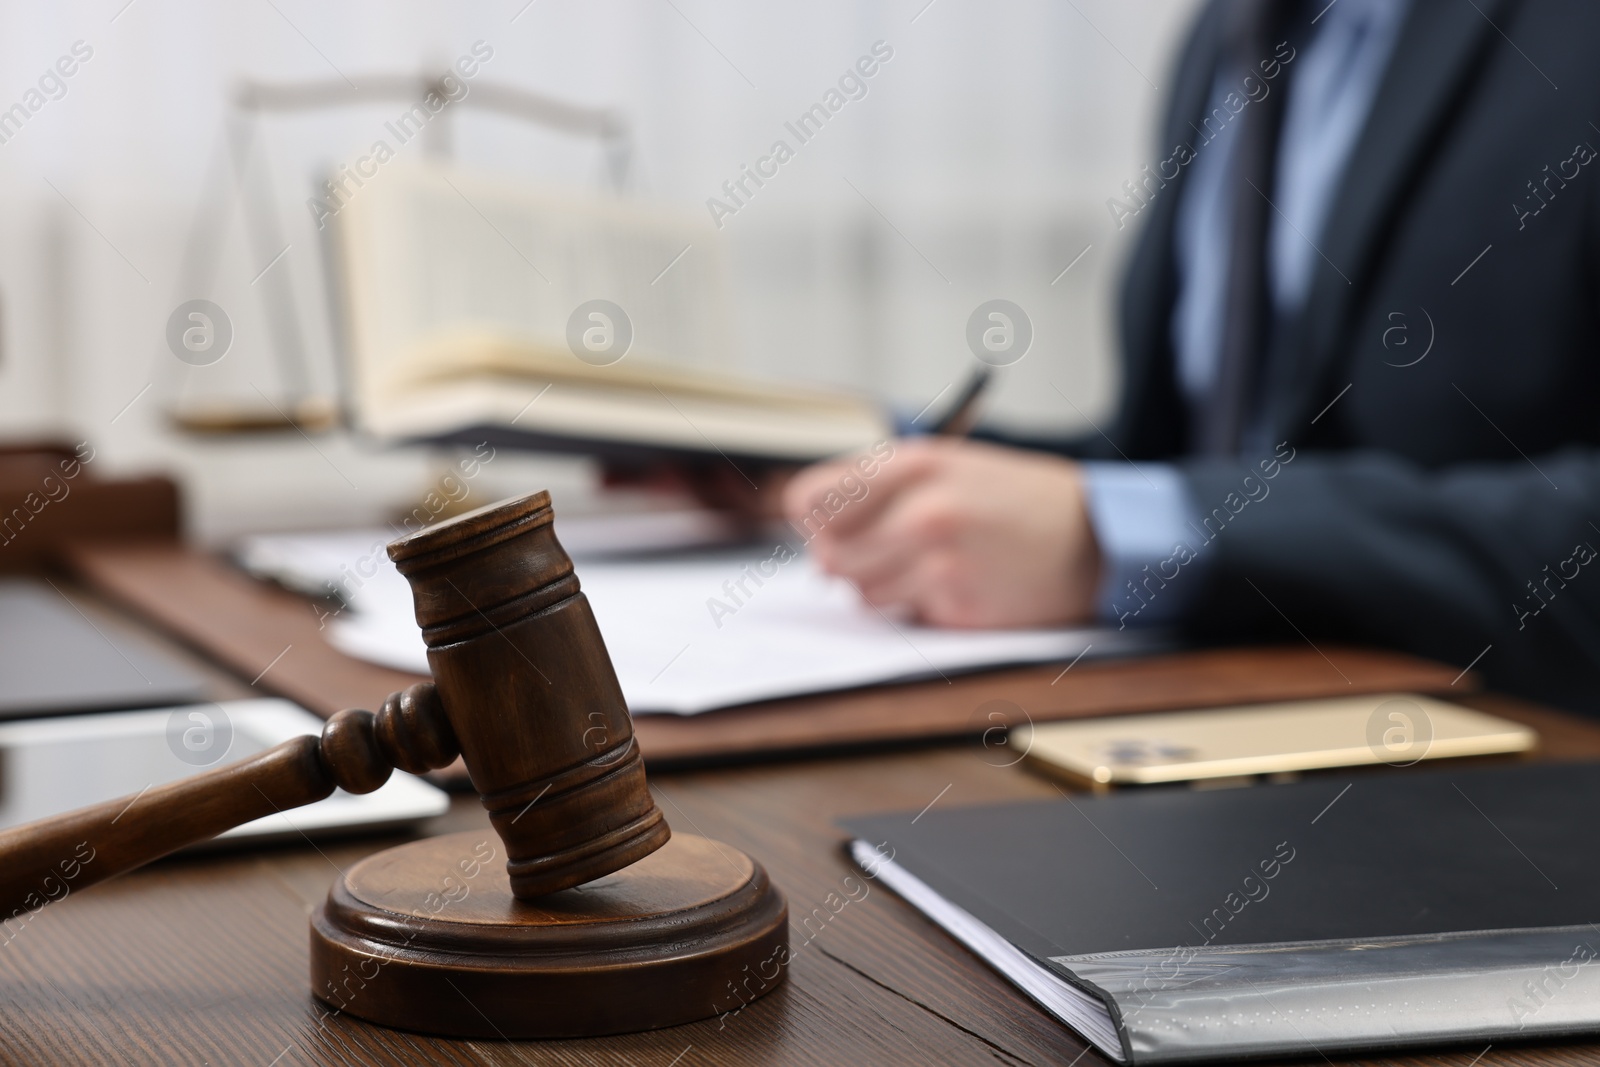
[237,529,1152,715]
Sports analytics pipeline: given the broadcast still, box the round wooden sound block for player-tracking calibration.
[309,830,787,1038]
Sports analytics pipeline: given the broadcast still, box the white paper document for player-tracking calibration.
[238,530,1154,716]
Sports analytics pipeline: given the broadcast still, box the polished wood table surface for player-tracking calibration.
[5,586,1600,1065]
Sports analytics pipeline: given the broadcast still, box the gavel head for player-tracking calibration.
[385,490,669,897]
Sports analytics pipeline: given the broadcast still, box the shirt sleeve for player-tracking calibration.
[1081,461,1211,628]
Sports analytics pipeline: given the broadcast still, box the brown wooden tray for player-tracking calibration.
[67,541,1474,768]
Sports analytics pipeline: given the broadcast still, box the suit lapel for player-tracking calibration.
[1275,0,1514,436]
[1113,3,1226,456]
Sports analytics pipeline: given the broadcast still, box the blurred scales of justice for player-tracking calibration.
[160,66,889,464]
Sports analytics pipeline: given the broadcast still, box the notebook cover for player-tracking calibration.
[844,761,1600,1061]
[844,761,1600,958]
[0,579,207,717]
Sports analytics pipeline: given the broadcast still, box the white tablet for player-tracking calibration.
[0,699,450,846]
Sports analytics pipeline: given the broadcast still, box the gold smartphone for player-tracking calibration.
[1015,693,1536,787]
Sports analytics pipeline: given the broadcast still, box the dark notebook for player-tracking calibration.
[0,579,207,717]
[843,762,1600,1064]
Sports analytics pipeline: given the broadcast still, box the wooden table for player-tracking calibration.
[5,588,1600,1065]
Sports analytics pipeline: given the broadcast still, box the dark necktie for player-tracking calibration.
[1196,0,1291,456]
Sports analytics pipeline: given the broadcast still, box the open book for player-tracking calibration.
[333,164,889,460]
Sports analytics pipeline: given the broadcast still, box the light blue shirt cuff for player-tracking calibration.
[1081,462,1210,628]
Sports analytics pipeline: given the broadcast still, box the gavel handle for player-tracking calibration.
[0,737,335,919]
[0,684,459,923]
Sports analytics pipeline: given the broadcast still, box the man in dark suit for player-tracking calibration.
[785,0,1600,712]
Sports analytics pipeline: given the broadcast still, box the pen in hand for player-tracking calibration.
[931,366,992,436]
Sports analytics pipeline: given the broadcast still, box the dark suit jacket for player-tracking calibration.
[1032,0,1600,710]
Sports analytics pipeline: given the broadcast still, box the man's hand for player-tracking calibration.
[782,437,1102,628]
[600,457,796,523]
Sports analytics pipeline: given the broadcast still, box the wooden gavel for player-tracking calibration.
[0,490,667,911]
[0,491,787,1037]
